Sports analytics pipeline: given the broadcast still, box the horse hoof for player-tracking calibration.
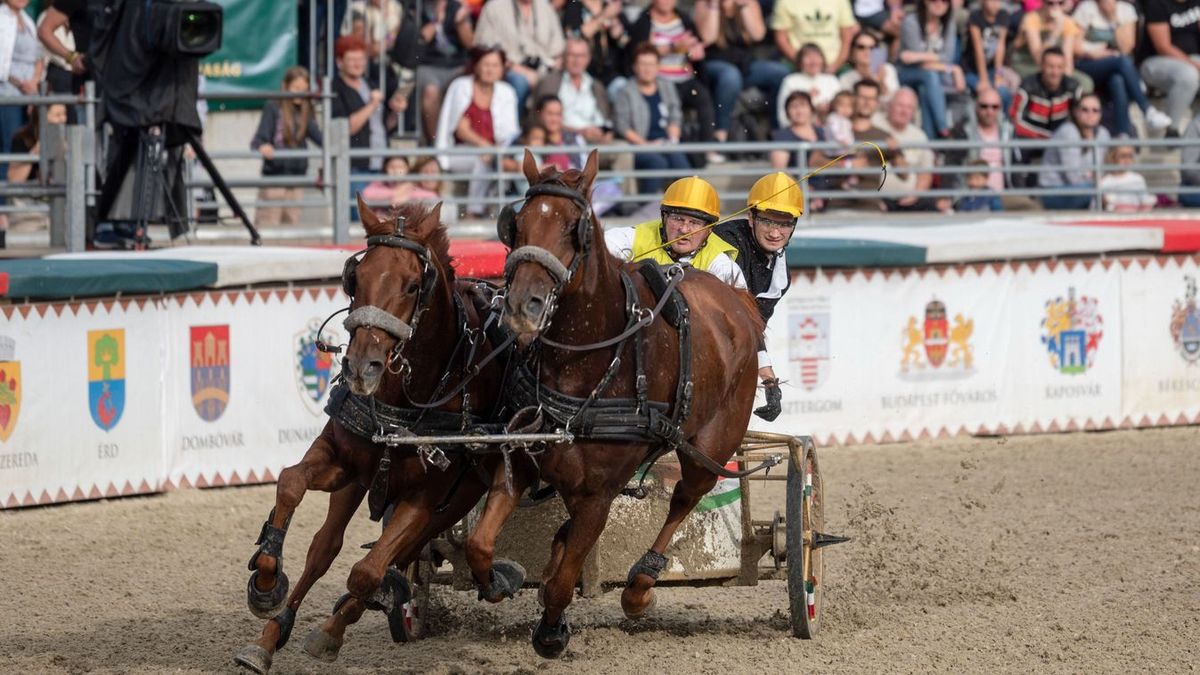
[620,586,656,620]
[247,570,289,619]
[301,627,341,663]
[480,559,526,603]
[531,615,570,659]
[232,645,272,674]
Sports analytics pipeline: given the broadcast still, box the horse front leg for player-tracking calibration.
[246,430,349,619]
[233,483,366,674]
[465,456,536,603]
[621,421,744,619]
[532,493,613,659]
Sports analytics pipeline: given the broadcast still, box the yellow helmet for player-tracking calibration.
[747,172,804,218]
[661,176,721,223]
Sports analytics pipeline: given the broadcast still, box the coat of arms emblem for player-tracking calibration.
[190,325,231,422]
[295,319,341,415]
[88,329,125,431]
[901,299,974,377]
[1170,276,1200,363]
[1041,288,1103,374]
[0,336,19,443]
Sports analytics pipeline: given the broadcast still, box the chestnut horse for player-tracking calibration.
[234,199,505,673]
[466,150,765,658]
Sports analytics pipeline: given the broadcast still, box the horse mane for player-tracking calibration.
[395,201,456,285]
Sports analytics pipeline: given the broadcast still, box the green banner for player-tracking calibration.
[201,0,297,101]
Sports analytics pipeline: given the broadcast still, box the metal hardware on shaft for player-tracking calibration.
[370,431,575,447]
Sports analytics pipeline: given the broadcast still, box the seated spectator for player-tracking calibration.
[1182,114,1200,206]
[341,0,402,61]
[7,102,65,185]
[945,87,1012,207]
[1073,0,1172,136]
[839,32,900,104]
[825,91,855,146]
[531,37,615,144]
[630,0,720,163]
[531,95,588,171]
[874,88,937,208]
[362,155,418,206]
[613,43,689,194]
[845,78,892,194]
[777,44,843,125]
[1011,0,1088,90]
[695,0,789,146]
[881,149,951,212]
[435,45,521,214]
[251,66,323,227]
[410,156,446,202]
[771,0,858,74]
[962,0,1018,112]
[414,0,475,143]
[769,91,831,209]
[560,0,631,92]
[474,0,565,112]
[898,0,964,139]
[1012,47,1082,140]
[1098,145,1155,211]
[954,160,998,212]
[1039,93,1109,209]
[1141,0,1200,135]
[853,0,905,43]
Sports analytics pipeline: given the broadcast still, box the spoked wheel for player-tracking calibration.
[393,545,433,642]
[787,437,825,638]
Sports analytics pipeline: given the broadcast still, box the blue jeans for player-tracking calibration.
[701,59,791,132]
[1179,191,1200,207]
[964,70,1013,114]
[1041,191,1094,210]
[505,70,532,115]
[635,150,690,194]
[0,104,26,212]
[899,66,949,138]
[1076,56,1150,137]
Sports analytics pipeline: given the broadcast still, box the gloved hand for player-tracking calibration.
[754,378,782,422]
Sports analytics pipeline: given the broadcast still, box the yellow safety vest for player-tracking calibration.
[630,220,738,270]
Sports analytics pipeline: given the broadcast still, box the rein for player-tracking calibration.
[540,264,684,352]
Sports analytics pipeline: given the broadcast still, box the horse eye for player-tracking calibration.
[406,282,419,295]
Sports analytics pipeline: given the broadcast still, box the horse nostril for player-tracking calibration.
[342,358,354,378]
[365,360,385,378]
[525,295,545,318]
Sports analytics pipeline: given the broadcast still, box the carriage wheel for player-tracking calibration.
[395,545,434,641]
[786,438,824,639]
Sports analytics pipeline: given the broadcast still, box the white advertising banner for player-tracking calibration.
[754,260,1124,444]
[1,287,348,508]
[1121,257,1200,425]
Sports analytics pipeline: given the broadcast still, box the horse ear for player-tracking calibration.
[403,203,442,240]
[522,148,540,186]
[579,149,600,196]
[358,194,391,237]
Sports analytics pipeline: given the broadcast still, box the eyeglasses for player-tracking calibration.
[977,103,1001,110]
[754,216,797,233]
[665,213,707,229]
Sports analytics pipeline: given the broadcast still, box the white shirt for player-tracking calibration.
[604,226,748,289]
[776,72,845,126]
[558,72,607,129]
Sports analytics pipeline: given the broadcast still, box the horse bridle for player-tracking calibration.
[317,224,438,371]
[498,180,594,332]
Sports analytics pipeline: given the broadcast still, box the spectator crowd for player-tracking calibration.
[5,0,1200,233]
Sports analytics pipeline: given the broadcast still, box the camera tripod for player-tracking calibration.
[95,123,261,248]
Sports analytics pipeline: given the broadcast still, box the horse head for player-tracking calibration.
[342,195,450,396]
[502,148,600,335]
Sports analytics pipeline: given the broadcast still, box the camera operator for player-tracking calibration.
[474,0,565,113]
[37,0,90,94]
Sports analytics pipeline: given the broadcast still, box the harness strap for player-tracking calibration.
[540,266,684,352]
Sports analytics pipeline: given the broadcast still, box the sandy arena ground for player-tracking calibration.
[1,427,1197,674]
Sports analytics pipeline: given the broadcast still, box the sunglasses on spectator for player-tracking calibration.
[977,103,1001,110]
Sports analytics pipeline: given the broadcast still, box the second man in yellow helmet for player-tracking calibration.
[604,176,747,288]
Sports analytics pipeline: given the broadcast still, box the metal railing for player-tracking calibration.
[4,106,1200,250]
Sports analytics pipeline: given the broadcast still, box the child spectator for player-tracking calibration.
[361,155,416,207]
[1098,145,1155,211]
[824,91,855,147]
[954,160,998,212]
[251,66,323,227]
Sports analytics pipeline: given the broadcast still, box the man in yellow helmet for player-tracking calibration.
[713,172,804,422]
[605,176,746,288]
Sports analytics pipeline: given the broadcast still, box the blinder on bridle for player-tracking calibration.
[337,229,438,357]
[496,181,593,254]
